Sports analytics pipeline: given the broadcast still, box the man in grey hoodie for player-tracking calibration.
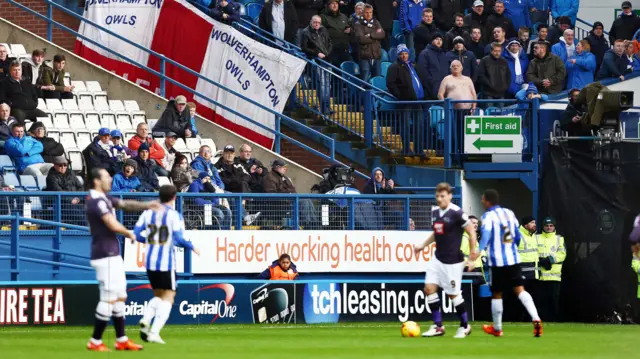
[21,49,46,98]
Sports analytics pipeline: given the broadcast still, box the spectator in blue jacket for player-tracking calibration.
[515,82,548,155]
[597,39,629,80]
[209,0,241,25]
[188,172,232,229]
[551,0,579,26]
[503,0,531,33]
[133,143,159,192]
[566,40,596,90]
[529,0,552,26]
[191,144,225,189]
[503,39,529,97]
[112,159,142,192]
[446,36,478,81]
[625,40,640,72]
[551,29,577,63]
[4,122,53,176]
[400,0,426,51]
[418,32,449,99]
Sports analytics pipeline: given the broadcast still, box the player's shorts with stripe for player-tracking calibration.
[147,270,177,291]
[90,255,127,302]
[424,255,465,295]
[490,264,525,292]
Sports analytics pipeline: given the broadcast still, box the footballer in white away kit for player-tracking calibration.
[414,183,478,339]
[85,168,160,352]
[476,189,543,337]
[134,185,200,344]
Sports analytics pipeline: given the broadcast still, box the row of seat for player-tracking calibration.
[35,111,148,132]
[37,96,142,114]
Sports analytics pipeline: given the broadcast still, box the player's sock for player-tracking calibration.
[518,291,541,322]
[92,301,111,343]
[151,300,172,335]
[452,295,468,329]
[491,299,504,331]
[427,293,443,327]
[112,301,128,342]
[142,296,162,323]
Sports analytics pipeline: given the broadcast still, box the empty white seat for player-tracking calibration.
[78,98,94,111]
[37,117,53,129]
[182,152,193,162]
[69,112,86,130]
[147,119,158,129]
[53,111,70,129]
[46,99,63,110]
[10,44,27,56]
[37,98,47,110]
[43,110,54,121]
[100,112,116,129]
[47,129,60,142]
[158,176,172,186]
[123,100,140,112]
[200,138,216,153]
[62,98,78,110]
[0,43,10,55]
[84,112,102,130]
[77,91,94,106]
[93,96,109,111]
[108,100,125,111]
[76,131,92,149]
[115,113,132,130]
[124,132,136,143]
[71,81,86,93]
[63,77,71,87]
[85,81,102,92]
[186,138,201,151]
[131,115,146,128]
[69,151,84,172]
[60,131,78,150]
[174,138,188,152]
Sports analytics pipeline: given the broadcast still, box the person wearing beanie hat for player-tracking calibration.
[28,120,65,164]
[535,215,566,321]
[400,0,426,51]
[444,13,471,51]
[320,0,352,67]
[609,2,640,45]
[413,8,438,55]
[418,32,449,101]
[446,36,478,81]
[586,21,609,73]
[112,159,142,192]
[133,142,159,192]
[503,38,529,97]
[353,4,386,82]
[518,216,539,288]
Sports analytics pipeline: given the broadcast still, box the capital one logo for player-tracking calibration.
[181,284,237,323]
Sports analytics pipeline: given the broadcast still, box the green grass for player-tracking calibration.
[0,322,635,358]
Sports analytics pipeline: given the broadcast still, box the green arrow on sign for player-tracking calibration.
[473,138,513,150]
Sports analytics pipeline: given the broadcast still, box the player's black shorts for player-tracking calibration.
[490,264,525,292]
[147,270,176,291]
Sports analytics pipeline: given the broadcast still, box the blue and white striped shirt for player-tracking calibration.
[133,204,193,272]
[479,205,522,267]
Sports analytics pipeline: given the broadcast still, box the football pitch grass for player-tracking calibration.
[0,322,635,358]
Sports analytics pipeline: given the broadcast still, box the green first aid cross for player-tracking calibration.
[465,117,520,135]
[464,116,523,154]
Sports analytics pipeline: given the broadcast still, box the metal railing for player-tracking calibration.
[4,0,368,176]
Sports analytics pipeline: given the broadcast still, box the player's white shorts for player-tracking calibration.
[90,255,127,302]
[424,256,465,296]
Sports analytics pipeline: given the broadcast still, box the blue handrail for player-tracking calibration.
[5,0,368,175]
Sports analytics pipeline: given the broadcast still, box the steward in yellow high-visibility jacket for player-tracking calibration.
[518,216,539,280]
[460,216,486,285]
[536,216,566,321]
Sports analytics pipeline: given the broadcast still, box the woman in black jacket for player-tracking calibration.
[29,122,65,164]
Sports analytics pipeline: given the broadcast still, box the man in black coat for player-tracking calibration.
[293,0,324,46]
[477,42,511,108]
[259,0,299,44]
[82,128,120,176]
[413,8,438,55]
[28,121,65,164]
[320,0,353,66]
[444,13,472,51]
[586,21,610,74]
[468,26,486,61]
[0,45,16,81]
[235,143,268,193]
[301,15,333,114]
[366,0,397,50]
[133,143,160,192]
[215,144,251,193]
[609,1,640,44]
[152,95,192,138]
[46,155,85,225]
[0,62,46,123]
[0,103,17,153]
[463,1,489,39]
[486,0,516,40]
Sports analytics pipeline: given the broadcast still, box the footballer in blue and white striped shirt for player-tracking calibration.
[475,189,543,338]
[133,185,200,344]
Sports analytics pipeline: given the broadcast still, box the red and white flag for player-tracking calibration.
[75,0,305,149]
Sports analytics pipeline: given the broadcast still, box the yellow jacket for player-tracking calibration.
[632,255,640,299]
[461,232,484,268]
[536,231,566,282]
[518,225,539,264]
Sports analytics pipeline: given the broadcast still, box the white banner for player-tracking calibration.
[194,21,306,141]
[124,231,436,273]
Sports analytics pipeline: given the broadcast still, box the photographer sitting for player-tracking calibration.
[258,254,299,280]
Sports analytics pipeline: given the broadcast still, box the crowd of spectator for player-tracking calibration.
[251,0,640,106]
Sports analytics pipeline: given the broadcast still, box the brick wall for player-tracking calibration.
[1,0,80,51]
